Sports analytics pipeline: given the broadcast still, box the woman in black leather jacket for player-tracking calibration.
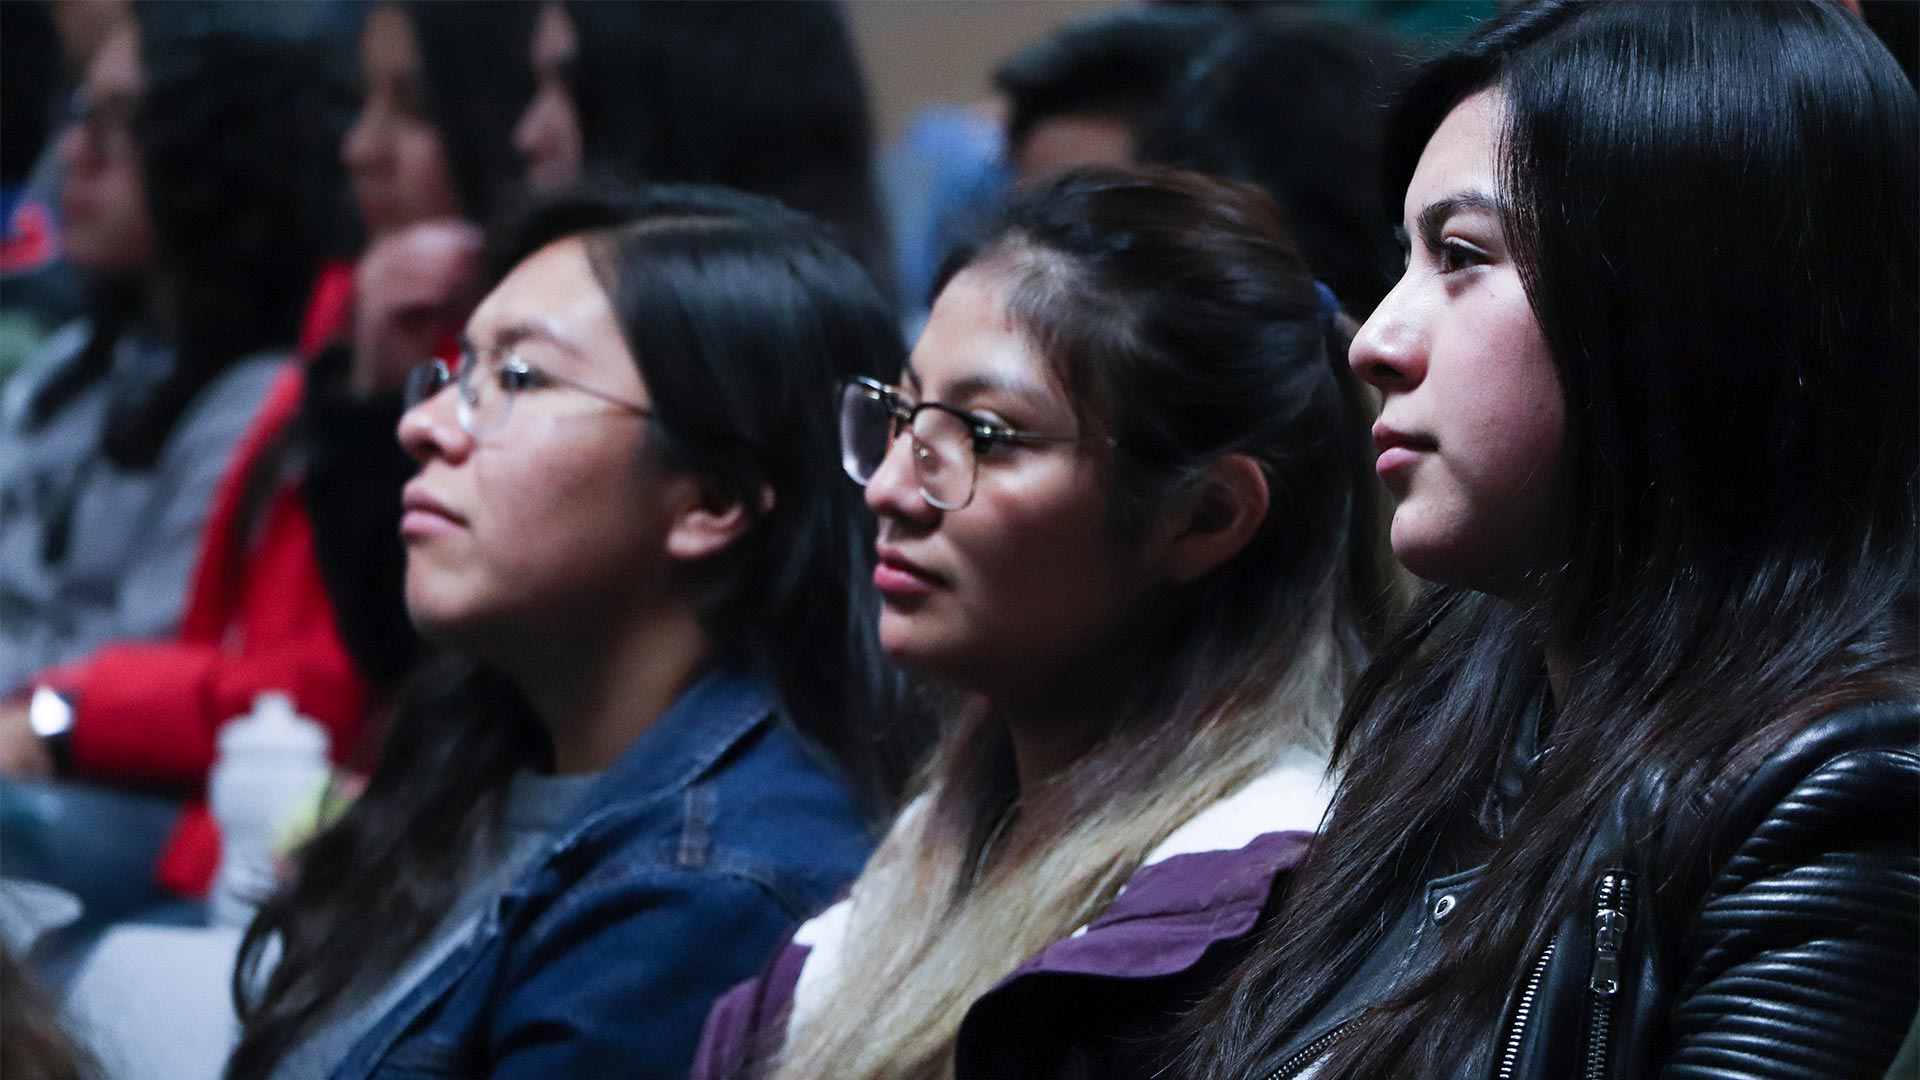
[1175,3,1919,1077]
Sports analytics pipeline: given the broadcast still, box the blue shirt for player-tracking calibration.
[329,666,875,1079]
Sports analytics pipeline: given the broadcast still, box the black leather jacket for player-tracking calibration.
[1253,701,1919,1080]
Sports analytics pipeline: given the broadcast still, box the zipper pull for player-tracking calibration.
[1589,908,1627,995]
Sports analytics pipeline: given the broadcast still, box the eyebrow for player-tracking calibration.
[477,319,582,356]
[1414,191,1503,252]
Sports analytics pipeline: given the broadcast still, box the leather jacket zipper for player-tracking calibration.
[1583,872,1634,1080]
[1262,1016,1364,1080]
[1494,939,1557,1080]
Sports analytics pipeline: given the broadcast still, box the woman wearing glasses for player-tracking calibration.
[224,187,914,1080]
[694,167,1394,1080]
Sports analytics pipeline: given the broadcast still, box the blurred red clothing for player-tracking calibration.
[44,361,373,896]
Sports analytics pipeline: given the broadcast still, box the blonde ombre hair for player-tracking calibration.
[773,614,1355,1080]
[770,168,1395,1080]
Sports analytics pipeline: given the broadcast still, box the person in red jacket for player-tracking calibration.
[0,16,366,936]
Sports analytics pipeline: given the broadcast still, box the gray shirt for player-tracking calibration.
[0,320,285,695]
[263,770,602,1080]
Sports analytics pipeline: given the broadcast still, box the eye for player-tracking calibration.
[1437,237,1490,274]
[498,363,546,394]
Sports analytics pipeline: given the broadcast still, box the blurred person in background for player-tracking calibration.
[0,0,86,387]
[298,0,539,700]
[228,186,909,1080]
[1142,13,1414,319]
[0,6,361,933]
[511,0,894,302]
[993,5,1231,190]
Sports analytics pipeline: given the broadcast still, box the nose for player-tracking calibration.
[55,121,95,174]
[863,429,939,528]
[1348,277,1427,394]
[397,382,473,467]
[341,100,383,173]
[511,98,543,165]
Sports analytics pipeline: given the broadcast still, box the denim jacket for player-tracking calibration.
[329,666,875,1080]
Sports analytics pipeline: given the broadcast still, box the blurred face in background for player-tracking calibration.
[1012,112,1136,189]
[56,20,156,274]
[514,1,584,192]
[343,4,462,238]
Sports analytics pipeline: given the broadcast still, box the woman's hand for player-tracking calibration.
[0,699,52,777]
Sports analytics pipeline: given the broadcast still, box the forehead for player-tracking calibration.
[468,238,630,371]
[1403,89,1505,219]
[88,23,141,97]
[532,2,577,62]
[910,269,1063,401]
[362,5,421,74]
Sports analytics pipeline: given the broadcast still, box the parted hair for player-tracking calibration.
[766,167,1388,1080]
[1178,2,1920,1075]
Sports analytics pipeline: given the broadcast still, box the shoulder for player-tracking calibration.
[185,350,289,419]
[1665,701,1919,1072]
[1,318,92,427]
[1028,752,1333,984]
[701,717,876,897]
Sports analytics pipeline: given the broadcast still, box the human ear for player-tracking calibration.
[1157,453,1270,584]
[665,475,774,562]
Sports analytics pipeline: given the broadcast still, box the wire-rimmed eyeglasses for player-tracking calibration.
[837,376,1082,511]
[404,342,653,438]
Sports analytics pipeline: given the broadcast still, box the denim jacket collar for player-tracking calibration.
[585,664,774,801]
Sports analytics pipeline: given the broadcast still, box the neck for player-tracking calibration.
[502,605,712,775]
[987,666,1119,796]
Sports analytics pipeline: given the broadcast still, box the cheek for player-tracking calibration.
[1452,317,1564,490]
[413,427,656,637]
[395,130,460,215]
[931,474,1130,672]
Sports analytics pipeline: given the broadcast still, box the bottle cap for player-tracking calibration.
[217,691,330,759]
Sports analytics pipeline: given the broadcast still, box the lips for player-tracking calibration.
[1371,423,1438,455]
[873,545,945,598]
[1371,423,1437,480]
[399,484,467,540]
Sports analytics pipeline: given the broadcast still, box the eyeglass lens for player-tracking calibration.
[402,355,512,438]
[838,383,976,510]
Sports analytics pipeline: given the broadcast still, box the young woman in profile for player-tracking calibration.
[1179,3,1919,1077]
[693,167,1393,1080]
[225,187,910,1080]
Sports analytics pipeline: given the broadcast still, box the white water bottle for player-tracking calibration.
[208,692,331,928]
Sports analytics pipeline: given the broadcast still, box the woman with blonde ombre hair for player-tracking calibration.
[692,166,1395,1080]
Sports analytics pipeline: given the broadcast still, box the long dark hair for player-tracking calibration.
[560,1,892,298]
[1182,3,1919,1075]
[397,0,536,226]
[227,185,916,1078]
[26,10,353,469]
[770,166,1389,1080]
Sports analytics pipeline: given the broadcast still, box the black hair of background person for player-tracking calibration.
[394,0,537,228]
[227,184,925,1080]
[25,7,355,472]
[559,0,894,302]
[1141,14,1416,318]
[1175,2,1918,1075]
[0,1,63,189]
[1863,0,1918,86]
[993,5,1234,163]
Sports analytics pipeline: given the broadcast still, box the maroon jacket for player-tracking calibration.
[692,760,1327,1080]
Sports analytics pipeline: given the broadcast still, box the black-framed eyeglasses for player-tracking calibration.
[404,341,652,438]
[838,376,1082,511]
